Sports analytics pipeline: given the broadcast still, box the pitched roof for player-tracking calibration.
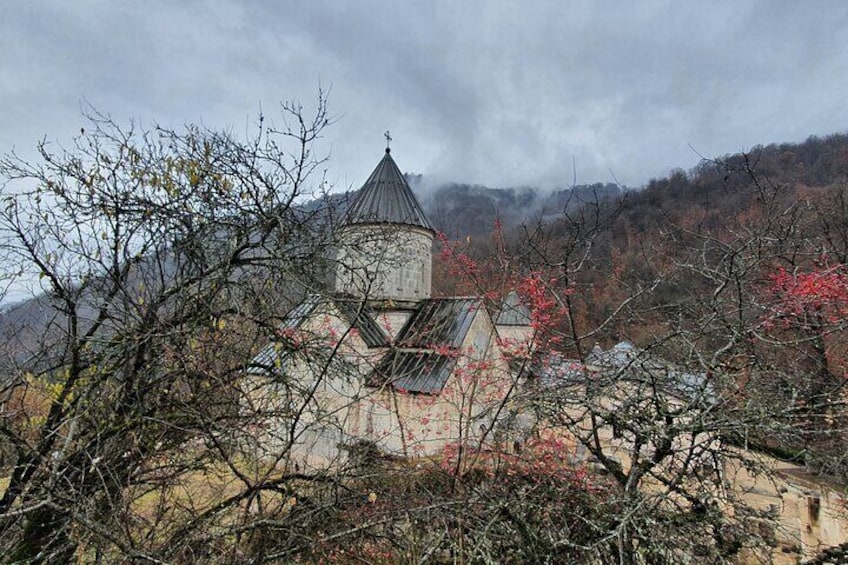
[370,350,458,394]
[495,291,531,326]
[395,298,480,349]
[341,149,433,231]
[583,342,711,401]
[369,298,481,394]
[585,342,666,372]
[251,296,484,394]
[247,295,321,376]
[279,294,323,331]
[334,299,390,348]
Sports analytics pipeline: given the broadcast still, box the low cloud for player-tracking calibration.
[2,1,847,190]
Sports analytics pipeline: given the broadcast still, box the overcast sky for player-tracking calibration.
[2,1,847,191]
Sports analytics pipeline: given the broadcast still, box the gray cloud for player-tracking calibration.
[2,0,848,191]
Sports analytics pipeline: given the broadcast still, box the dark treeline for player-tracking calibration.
[432,131,848,483]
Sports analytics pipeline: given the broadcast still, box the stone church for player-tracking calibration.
[249,145,531,467]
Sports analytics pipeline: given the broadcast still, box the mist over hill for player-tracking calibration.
[302,177,624,239]
[409,177,623,238]
[321,131,848,242]
[404,132,848,239]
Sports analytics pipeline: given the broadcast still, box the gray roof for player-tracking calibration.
[334,299,389,348]
[585,341,666,371]
[495,291,531,326]
[247,294,322,376]
[279,294,323,331]
[530,353,587,386]
[251,296,483,394]
[369,298,482,394]
[370,350,458,394]
[583,342,711,401]
[396,298,480,349]
[341,149,433,231]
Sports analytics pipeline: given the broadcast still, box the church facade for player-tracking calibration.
[249,147,530,468]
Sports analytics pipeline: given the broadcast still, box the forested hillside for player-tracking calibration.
[431,132,848,480]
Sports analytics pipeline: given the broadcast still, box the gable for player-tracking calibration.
[248,294,389,377]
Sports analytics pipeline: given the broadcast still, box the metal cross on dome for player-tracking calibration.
[384,130,392,152]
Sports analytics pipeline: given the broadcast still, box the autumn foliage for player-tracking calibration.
[767,264,848,326]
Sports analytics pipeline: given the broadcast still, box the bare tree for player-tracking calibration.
[0,96,353,562]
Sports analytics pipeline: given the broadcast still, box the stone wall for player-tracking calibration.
[333,224,433,302]
[726,452,848,564]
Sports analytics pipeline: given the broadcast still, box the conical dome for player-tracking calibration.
[342,149,433,232]
[333,147,435,302]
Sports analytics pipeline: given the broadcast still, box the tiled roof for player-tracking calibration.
[334,299,389,348]
[247,295,322,376]
[341,149,433,231]
[249,341,291,376]
[529,353,587,386]
[585,342,666,371]
[583,342,710,400]
[279,294,323,331]
[250,296,484,394]
[369,298,481,394]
